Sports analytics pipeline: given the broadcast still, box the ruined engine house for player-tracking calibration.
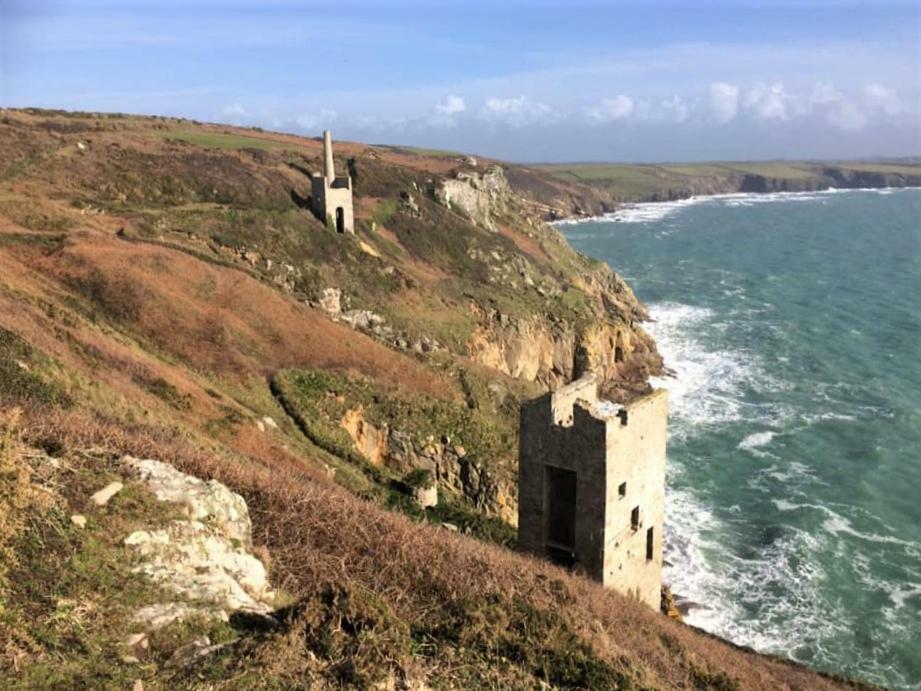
[517,374,667,609]
[311,130,354,234]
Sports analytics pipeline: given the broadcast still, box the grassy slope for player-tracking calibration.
[0,108,876,689]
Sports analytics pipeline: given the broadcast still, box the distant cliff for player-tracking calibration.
[506,159,921,218]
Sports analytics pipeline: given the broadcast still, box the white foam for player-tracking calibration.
[644,302,775,437]
[554,186,921,226]
[738,431,776,456]
[665,491,837,659]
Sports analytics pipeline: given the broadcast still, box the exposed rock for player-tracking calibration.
[70,514,87,528]
[133,602,215,630]
[436,165,510,231]
[91,481,123,506]
[400,191,420,216]
[125,520,272,612]
[466,304,660,395]
[261,416,278,430]
[124,632,149,661]
[340,407,389,465]
[412,483,438,510]
[661,585,683,621]
[126,457,252,543]
[359,240,381,257]
[122,457,276,630]
[339,309,385,331]
[318,287,341,315]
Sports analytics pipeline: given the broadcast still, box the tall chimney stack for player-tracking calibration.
[323,130,335,183]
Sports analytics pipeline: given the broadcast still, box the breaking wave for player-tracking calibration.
[554,186,921,226]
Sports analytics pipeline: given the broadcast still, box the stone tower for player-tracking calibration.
[517,374,667,609]
[310,130,354,233]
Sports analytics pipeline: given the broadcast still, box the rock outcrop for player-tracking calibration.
[338,409,515,523]
[437,165,511,231]
[123,457,275,630]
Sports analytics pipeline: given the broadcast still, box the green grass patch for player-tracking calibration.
[0,328,72,407]
[157,130,299,152]
[384,145,465,158]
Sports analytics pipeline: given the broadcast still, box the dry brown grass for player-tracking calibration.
[15,231,452,400]
[18,408,873,691]
[0,409,30,566]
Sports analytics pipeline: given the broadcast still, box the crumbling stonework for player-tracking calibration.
[310,130,354,233]
[517,375,667,609]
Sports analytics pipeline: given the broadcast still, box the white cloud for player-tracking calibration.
[660,94,689,124]
[709,82,739,123]
[809,81,843,106]
[586,94,634,123]
[827,100,868,131]
[481,95,554,127]
[436,95,466,115]
[744,82,798,121]
[863,83,901,115]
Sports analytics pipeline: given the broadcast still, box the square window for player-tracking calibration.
[618,482,627,498]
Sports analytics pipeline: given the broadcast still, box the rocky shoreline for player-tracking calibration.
[550,182,921,224]
[506,160,921,220]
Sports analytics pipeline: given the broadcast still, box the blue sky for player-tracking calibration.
[2,0,920,161]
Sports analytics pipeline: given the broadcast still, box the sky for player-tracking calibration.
[1,0,920,162]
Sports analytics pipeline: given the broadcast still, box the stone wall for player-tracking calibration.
[517,375,667,609]
[601,389,667,609]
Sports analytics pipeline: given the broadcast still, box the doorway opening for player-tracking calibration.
[544,465,577,567]
[335,207,345,233]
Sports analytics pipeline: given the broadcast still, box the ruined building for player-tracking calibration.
[311,130,354,234]
[518,374,667,609]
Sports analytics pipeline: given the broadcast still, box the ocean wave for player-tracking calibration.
[645,302,776,435]
[553,186,921,226]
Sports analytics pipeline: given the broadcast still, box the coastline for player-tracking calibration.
[551,184,921,225]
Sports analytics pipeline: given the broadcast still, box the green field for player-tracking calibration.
[154,129,304,151]
[383,145,466,158]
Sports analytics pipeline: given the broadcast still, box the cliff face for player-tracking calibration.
[512,160,921,216]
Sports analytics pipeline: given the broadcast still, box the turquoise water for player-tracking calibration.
[561,188,921,689]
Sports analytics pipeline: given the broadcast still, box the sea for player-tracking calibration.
[559,187,921,690]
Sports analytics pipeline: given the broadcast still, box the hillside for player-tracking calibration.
[0,108,874,689]
[509,159,921,215]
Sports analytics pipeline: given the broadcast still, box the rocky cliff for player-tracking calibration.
[509,159,921,217]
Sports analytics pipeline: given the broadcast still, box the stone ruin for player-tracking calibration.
[517,374,667,609]
[311,130,354,234]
